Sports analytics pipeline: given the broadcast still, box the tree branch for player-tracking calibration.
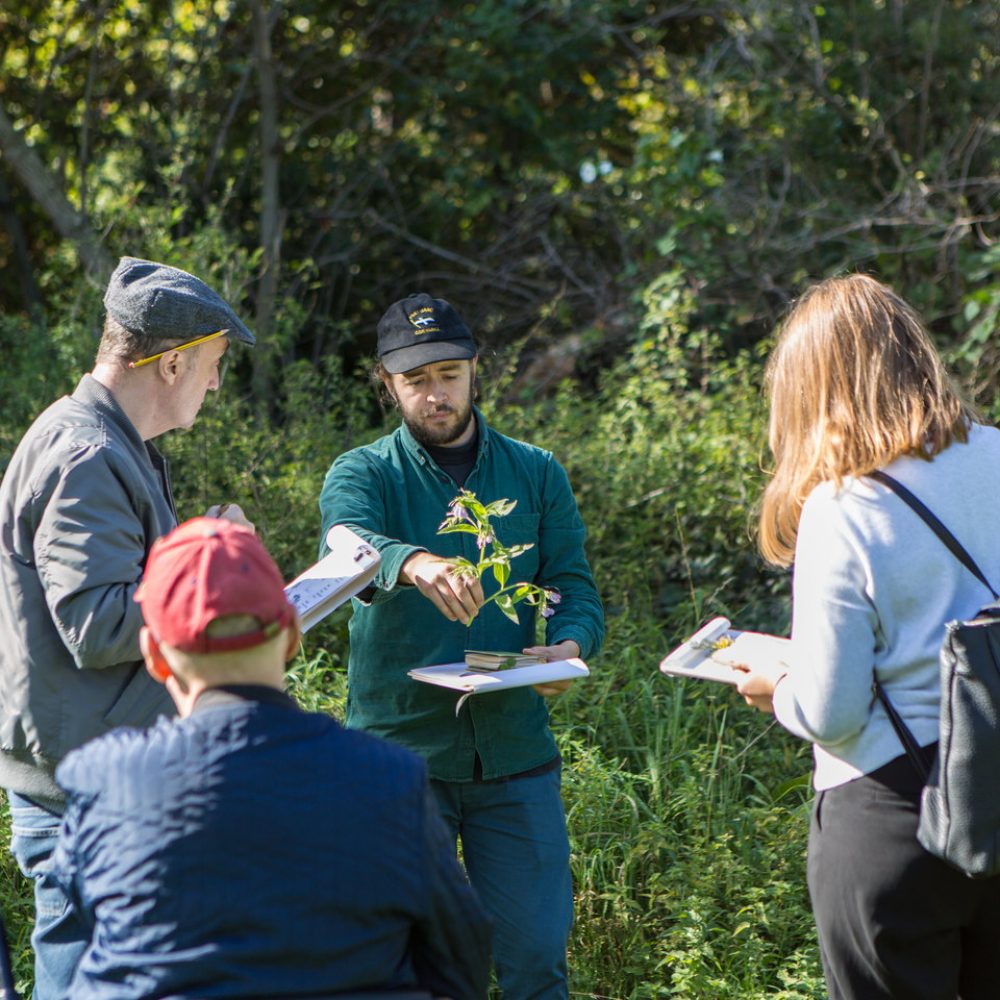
[0,100,112,282]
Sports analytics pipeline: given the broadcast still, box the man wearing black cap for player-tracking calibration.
[0,257,255,999]
[319,293,605,1000]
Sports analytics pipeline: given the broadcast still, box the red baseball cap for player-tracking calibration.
[136,517,295,653]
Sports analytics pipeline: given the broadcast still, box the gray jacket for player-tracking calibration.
[0,375,176,808]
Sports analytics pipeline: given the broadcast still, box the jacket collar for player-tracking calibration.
[73,373,154,456]
[191,684,300,715]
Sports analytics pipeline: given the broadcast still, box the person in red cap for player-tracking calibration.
[48,517,492,1000]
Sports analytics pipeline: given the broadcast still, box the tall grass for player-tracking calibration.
[556,616,822,997]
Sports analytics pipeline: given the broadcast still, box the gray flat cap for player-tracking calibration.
[104,257,256,346]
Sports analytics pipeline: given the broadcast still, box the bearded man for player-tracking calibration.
[318,292,604,1000]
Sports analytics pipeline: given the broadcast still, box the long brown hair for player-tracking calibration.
[758,273,977,566]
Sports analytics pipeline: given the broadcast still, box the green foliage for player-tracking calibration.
[0,325,94,490]
[285,647,347,720]
[951,244,1000,406]
[554,611,819,997]
[0,801,34,995]
[3,1,996,361]
[488,268,789,645]
[159,349,373,580]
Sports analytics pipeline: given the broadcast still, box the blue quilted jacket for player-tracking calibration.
[52,686,492,999]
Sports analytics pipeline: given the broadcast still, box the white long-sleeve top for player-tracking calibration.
[772,422,1000,790]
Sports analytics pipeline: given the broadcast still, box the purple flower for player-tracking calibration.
[545,589,562,605]
[449,503,470,522]
[541,605,556,619]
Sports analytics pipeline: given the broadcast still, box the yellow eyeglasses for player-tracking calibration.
[127,329,228,369]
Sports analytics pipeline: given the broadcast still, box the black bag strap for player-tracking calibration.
[871,677,931,782]
[869,470,999,599]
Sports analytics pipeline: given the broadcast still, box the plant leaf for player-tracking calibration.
[485,498,518,517]
[451,557,479,578]
[466,497,489,522]
[496,592,520,624]
[490,538,510,559]
[438,522,480,535]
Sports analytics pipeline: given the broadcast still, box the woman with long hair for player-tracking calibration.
[736,273,1000,999]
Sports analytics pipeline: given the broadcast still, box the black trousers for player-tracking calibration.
[808,750,1000,1000]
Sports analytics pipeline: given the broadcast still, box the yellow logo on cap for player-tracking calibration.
[407,307,440,335]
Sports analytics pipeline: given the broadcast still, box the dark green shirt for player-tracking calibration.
[318,409,604,781]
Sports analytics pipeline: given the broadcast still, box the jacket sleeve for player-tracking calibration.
[772,487,879,747]
[537,456,605,659]
[411,784,493,1000]
[318,450,425,595]
[33,446,148,670]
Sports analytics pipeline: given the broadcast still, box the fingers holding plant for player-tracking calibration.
[401,552,484,624]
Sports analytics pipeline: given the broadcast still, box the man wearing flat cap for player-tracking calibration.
[0,256,256,998]
[49,517,492,1000]
[319,292,605,1000]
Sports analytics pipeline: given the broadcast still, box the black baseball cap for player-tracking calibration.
[376,293,477,374]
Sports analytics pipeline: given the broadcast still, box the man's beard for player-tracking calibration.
[402,397,475,447]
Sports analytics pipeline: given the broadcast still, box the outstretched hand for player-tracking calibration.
[401,551,485,625]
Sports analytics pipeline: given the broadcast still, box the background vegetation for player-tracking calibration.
[0,1,997,996]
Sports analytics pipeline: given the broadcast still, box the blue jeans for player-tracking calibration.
[430,767,573,1000]
[7,793,89,1000]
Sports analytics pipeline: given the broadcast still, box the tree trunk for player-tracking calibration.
[251,0,283,407]
[0,100,113,283]
[0,166,43,318]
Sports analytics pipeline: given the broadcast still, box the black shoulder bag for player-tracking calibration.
[870,470,1000,879]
